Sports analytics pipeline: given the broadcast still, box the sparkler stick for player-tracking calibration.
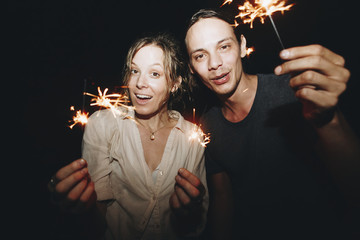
[264,6,285,49]
[82,78,87,113]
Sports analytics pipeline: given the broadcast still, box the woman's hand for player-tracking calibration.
[48,158,97,213]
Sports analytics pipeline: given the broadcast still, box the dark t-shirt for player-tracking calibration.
[201,74,346,239]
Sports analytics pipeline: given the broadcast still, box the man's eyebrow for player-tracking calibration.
[190,37,234,56]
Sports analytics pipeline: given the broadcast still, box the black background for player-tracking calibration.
[7,0,360,238]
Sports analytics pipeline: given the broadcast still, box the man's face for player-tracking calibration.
[186,18,246,97]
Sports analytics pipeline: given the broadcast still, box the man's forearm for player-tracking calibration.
[315,109,360,205]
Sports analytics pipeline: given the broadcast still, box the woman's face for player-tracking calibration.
[128,44,170,117]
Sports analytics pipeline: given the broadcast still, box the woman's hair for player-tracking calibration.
[122,33,194,111]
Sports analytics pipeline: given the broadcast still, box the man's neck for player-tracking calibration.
[221,74,258,123]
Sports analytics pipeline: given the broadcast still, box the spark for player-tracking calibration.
[189,124,211,147]
[230,19,239,28]
[69,107,89,129]
[189,108,211,147]
[84,87,134,118]
[246,46,255,56]
[220,0,233,7]
[235,0,294,29]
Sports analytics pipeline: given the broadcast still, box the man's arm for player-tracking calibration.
[275,44,360,204]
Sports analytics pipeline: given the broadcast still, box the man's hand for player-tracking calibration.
[274,44,350,126]
[48,158,97,213]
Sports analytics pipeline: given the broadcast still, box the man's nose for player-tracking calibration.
[208,53,223,71]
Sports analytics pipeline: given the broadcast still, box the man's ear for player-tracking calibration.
[171,76,182,93]
[240,34,247,58]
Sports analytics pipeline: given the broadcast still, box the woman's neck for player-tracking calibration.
[135,108,171,133]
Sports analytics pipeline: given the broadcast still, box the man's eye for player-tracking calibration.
[195,54,204,60]
[221,45,230,50]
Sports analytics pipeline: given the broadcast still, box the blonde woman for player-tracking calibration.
[48,33,208,240]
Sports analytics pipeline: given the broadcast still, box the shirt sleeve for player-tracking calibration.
[82,110,115,201]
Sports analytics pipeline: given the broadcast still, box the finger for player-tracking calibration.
[290,70,347,94]
[295,87,338,109]
[66,177,88,202]
[79,181,97,210]
[175,174,202,199]
[175,185,192,206]
[55,159,87,181]
[169,192,182,210]
[55,167,89,195]
[279,44,345,66]
[178,168,204,190]
[274,56,347,79]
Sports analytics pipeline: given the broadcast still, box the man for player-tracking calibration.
[185,9,360,240]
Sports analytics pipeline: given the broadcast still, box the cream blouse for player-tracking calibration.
[82,107,208,240]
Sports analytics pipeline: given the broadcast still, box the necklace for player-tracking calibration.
[136,120,170,141]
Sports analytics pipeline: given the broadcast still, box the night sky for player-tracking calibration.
[9,0,359,238]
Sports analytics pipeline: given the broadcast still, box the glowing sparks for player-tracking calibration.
[220,0,233,7]
[189,108,211,147]
[189,124,211,147]
[235,0,294,29]
[69,108,89,129]
[230,19,239,28]
[246,46,255,56]
[85,87,133,118]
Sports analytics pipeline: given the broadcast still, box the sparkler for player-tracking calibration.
[224,0,294,49]
[85,87,133,118]
[189,108,211,147]
[69,107,89,129]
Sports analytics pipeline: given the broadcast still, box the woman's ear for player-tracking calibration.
[240,34,247,58]
[171,76,182,93]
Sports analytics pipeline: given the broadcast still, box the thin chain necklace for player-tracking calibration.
[135,118,171,141]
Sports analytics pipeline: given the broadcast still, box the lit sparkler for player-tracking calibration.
[189,108,211,147]
[69,107,89,129]
[85,87,133,118]
[225,0,294,49]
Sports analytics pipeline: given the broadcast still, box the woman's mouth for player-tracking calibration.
[134,94,152,104]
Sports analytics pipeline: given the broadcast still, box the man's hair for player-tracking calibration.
[186,9,241,42]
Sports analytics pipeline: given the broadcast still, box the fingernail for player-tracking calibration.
[280,50,290,59]
[274,66,282,75]
[78,159,86,167]
[178,168,184,174]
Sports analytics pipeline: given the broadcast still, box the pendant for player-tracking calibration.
[150,132,155,140]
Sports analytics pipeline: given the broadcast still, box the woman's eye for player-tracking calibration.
[151,72,160,77]
[130,69,138,74]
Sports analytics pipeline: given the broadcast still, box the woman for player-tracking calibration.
[48,33,208,239]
